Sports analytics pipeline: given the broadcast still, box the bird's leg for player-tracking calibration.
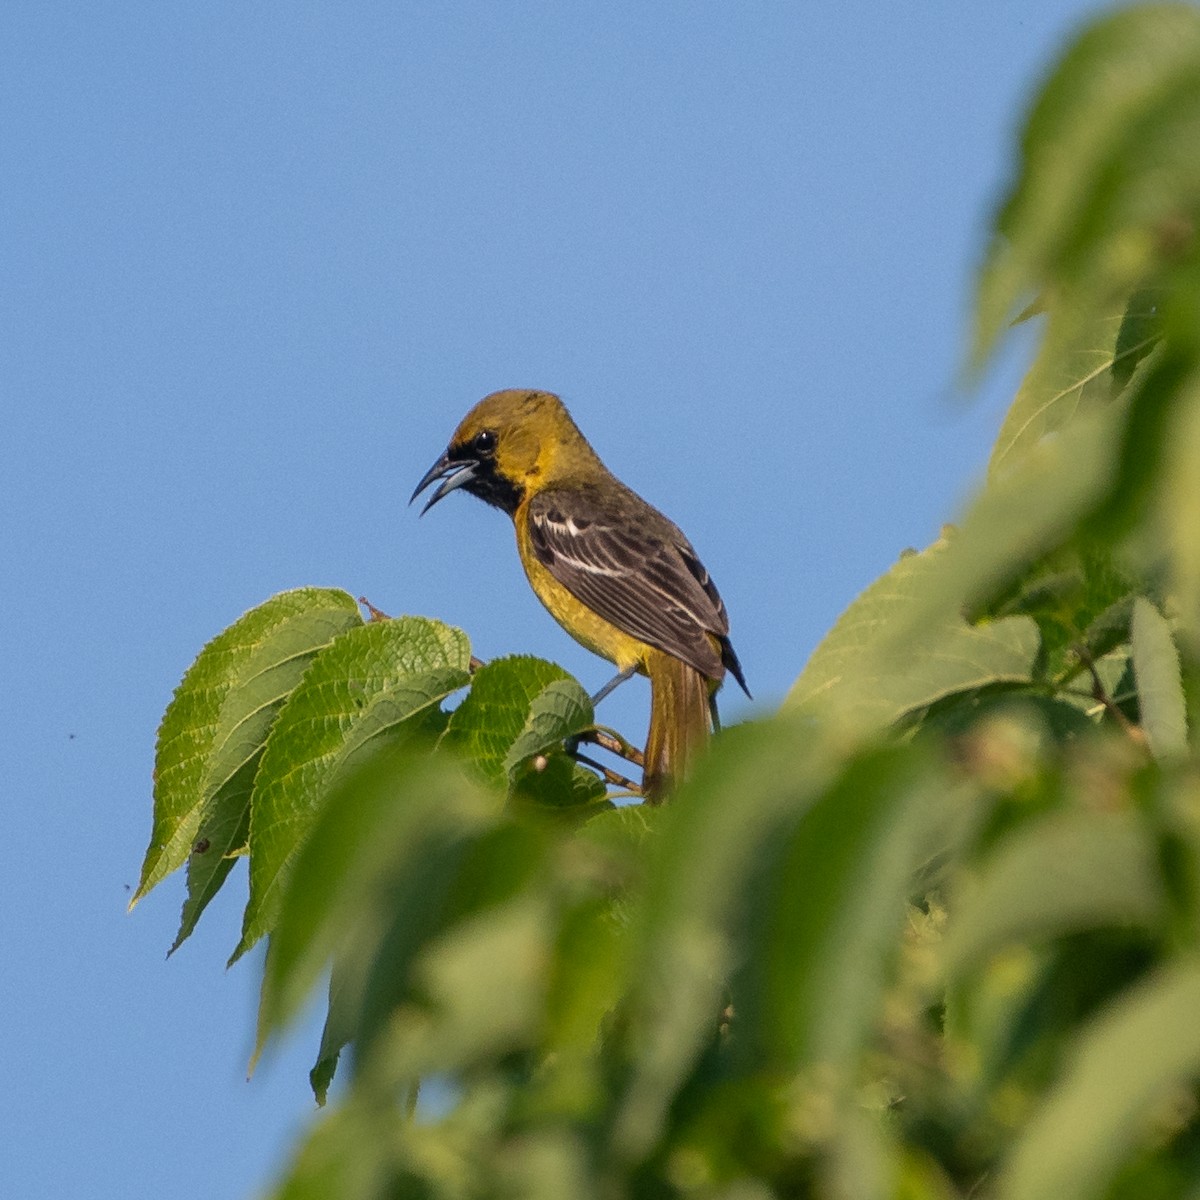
[709,693,722,733]
[564,671,645,793]
[590,666,636,707]
[569,668,638,759]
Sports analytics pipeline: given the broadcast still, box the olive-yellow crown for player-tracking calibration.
[448,389,605,491]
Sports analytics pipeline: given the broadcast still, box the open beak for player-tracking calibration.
[410,452,479,515]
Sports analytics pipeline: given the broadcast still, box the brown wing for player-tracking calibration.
[526,486,737,683]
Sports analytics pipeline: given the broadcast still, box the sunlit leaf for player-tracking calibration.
[237,616,471,961]
[978,542,1140,692]
[134,588,361,911]
[486,1129,596,1200]
[575,802,662,864]
[989,292,1160,475]
[542,892,628,1058]
[840,400,1131,710]
[787,535,1040,734]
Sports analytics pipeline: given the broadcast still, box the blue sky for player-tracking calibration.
[3,3,1107,1197]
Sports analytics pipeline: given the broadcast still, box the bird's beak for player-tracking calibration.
[410,452,479,515]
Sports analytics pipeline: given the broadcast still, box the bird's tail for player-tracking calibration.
[643,651,713,802]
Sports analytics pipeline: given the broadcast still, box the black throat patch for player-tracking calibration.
[461,458,524,515]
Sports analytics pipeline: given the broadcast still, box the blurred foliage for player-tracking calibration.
[134,6,1200,1197]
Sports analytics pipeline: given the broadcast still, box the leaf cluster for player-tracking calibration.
[134,601,607,962]
[135,6,1200,1197]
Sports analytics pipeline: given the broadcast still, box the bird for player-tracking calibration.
[411,388,749,800]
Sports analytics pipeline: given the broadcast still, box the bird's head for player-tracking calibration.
[411,389,599,516]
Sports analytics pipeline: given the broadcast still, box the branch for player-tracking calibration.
[1075,645,1149,751]
[567,749,642,794]
[577,725,645,767]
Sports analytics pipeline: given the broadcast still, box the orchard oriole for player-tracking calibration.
[412,389,748,800]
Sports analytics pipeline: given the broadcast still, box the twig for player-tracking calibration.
[578,725,645,767]
[358,596,391,622]
[569,749,642,794]
[1076,646,1149,749]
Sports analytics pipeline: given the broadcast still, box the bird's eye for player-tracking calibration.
[473,430,497,456]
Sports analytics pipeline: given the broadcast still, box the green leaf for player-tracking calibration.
[575,801,663,860]
[942,810,1166,978]
[1131,597,1187,760]
[512,755,610,814]
[267,1098,397,1200]
[612,716,839,1159]
[989,292,1160,476]
[1087,342,1199,546]
[443,656,584,788]
[974,4,1200,361]
[503,677,594,776]
[385,890,552,1075]
[256,748,496,1053]
[169,757,254,955]
[529,810,665,1114]
[236,616,471,960]
[484,1129,596,1200]
[939,406,1132,613]
[995,961,1200,1200]
[504,676,607,811]
[541,892,628,1060]
[1110,289,1167,395]
[310,964,354,1106]
[265,758,551,1095]
[748,745,946,1071]
[786,534,1040,734]
[978,541,1140,689]
[1160,369,1200,651]
[806,398,1129,729]
[133,588,361,910]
